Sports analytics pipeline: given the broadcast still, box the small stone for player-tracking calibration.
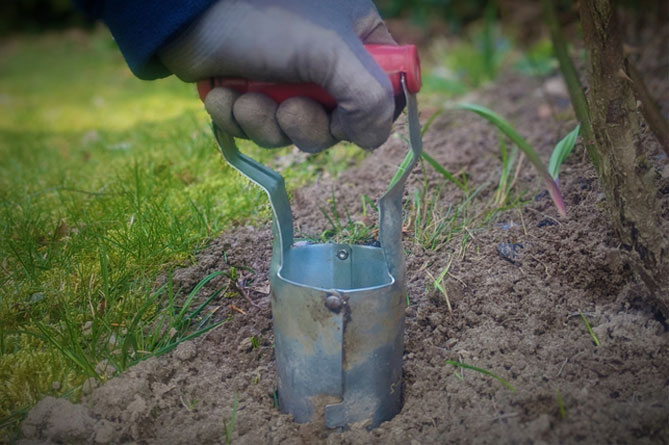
[525,413,552,435]
[81,129,100,145]
[537,218,558,228]
[661,163,669,179]
[364,239,381,248]
[576,176,593,190]
[534,190,549,201]
[497,221,518,230]
[83,321,93,336]
[537,104,552,119]
[543,77,568,97]
[428,313,442,328]
[82,377,98,396]
[175,342,197,362]
[238,337,253,353]
[29,292,45,304]
[95,360,115,378]
[94,420,117,444]
[497,242,524,264]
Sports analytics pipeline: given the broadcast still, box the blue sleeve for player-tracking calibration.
[72,0,217,80]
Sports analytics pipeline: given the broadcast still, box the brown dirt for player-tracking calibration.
[19,27,669,445]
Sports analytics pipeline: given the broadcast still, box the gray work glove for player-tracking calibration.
[158,0,397,152]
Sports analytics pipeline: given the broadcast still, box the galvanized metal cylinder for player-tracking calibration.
[271,244,405,428]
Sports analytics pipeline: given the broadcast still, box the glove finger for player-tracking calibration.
[353,9,397,45]
[361,24,396,45]
[204,87,246,139]
[233,93,290,148]
[326,39,395,150]
[352,9,406,121]
[276,97,337,153]
[325,4,397,149]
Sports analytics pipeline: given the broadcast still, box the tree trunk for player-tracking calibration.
[625,59,669,156]
[579,0,669,316]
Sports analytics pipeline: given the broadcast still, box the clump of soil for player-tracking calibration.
[20,29,669,445]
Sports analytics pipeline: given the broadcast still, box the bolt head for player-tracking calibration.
[325,295,343,312]
[336,249,349,260]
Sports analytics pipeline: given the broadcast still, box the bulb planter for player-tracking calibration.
[210,75,421,429]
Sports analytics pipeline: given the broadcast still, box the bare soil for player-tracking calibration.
[19,28,669,445]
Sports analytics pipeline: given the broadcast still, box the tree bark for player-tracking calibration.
[625,59,669,156]
[579,0,669,316]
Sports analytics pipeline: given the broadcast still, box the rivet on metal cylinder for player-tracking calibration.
[324,294,343,312]
[336,249,349,261]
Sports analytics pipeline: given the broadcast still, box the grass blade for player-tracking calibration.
[456,103,567,217]
[579,311,601,346]
[445,359,516,391]
[148,320,225,359]
[178,271,224,319]
[421,151,467,192]
[24,322,99,378]
[421,109,445,137]
[548,125,581,180]
[186,285,226,322]
[556,388,567,419]
[387,149,416,191]
[224,393,238,445]
[391,143,467,193]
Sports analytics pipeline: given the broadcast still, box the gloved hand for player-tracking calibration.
[158,0,398,152]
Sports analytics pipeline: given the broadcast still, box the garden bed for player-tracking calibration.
[19,42,669,443]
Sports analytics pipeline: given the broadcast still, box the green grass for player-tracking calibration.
[394,97,571,256]
[391,109,502,255]
[555,388,567,419]
[223,394,238,445]
[426,256,455,312]
[404,129,532,254]
[455,103,567,217]
[421,28,558,106]
[0,29,239,435]
[445,359,516,391]
[318,103,523,252]
[0,28,364,437]
[316,189,378,245]
[421,7,511,99]
[549,124,580,180]
[579,311,601,347]
[27,270,228,380]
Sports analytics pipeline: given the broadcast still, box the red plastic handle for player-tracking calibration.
[196,44,421,109]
